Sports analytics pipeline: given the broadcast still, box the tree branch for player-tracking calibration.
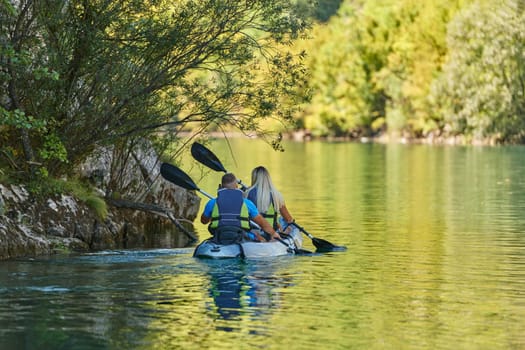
[106,198,198,243]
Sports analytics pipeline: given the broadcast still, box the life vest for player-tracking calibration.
[210,188,251,230]
[246,188,278,229]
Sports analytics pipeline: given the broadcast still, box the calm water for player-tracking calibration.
[1,140,525,349]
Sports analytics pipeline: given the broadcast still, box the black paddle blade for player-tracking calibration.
[160,163,199,191]
[291,222,347,253]
[191,142,227,173]
[313,238,347,253]
[295,248,315,255]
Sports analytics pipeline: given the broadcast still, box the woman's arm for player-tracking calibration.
[279,204,294,224]
[252,214,280,240]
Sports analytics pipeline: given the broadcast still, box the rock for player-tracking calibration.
[0,192,4,216]
[0,140,201,260]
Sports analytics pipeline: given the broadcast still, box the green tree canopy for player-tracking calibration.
[295,0,466,138]
[430,0,525,143]
[0,0,310,178]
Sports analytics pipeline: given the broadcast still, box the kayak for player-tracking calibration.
[159,161,346,255]
[193,225,303,259]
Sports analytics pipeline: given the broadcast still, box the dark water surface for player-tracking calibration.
[1,140,524,349]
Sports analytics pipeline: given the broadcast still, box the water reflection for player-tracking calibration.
[199,258,294,332]
[2,142,525,349]
[203,259,247,325]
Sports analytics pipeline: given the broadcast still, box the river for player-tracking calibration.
[1,139,524,349]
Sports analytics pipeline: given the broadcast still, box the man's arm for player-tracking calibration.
[200,199,215,224]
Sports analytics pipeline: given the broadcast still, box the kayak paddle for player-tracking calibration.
[160,162,214,199]
[190,142,228,173]
[289,221,347,252]
[160,162,312,254]
[191,142,248,190]
[189,142,347,253]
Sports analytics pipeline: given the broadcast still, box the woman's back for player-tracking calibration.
[246,166,284,213]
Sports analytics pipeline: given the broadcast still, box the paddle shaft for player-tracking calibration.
[189,142,346,252]
[198,189,214,200]
[290,222,313,239]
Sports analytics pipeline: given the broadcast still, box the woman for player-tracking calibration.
[244,166,295,233]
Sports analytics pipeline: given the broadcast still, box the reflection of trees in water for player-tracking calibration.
[202,259,294,329]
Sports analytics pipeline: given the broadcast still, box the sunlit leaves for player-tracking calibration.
[0,109,47,131]
[295,0,466,139]
[430,0,525,143]
[0,0,311,176]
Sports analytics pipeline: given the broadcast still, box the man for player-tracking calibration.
[201,173,281,243]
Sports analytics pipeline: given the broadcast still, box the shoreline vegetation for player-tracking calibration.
[187,130,519,147]
[0,143,200,261]
[2,1,524,259]
[2,1,524,187]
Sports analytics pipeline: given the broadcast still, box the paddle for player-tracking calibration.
[191,142,248,190]
[190,142,347,252]
[160,162,214,199]
[289,221,347,252]
[190,142,227,173]
[159,162,310,254]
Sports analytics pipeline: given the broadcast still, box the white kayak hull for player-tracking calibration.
[193,226,303,259]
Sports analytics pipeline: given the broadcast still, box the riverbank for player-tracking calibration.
[0,182,200,260]
[0,141,201,261]
[0,184,199,260]
[191,129,513,146]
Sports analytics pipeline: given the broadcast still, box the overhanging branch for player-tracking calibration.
[106,198,198,243]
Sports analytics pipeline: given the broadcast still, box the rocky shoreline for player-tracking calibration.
[0,142,201,261]
[0,182,200,261]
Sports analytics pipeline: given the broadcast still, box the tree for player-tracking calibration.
[0,0,310,178]
[294,2,390,138]
[429,0,525,143]
[294,0,466,139]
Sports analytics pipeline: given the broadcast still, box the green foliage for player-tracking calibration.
[295,0,343,22]
[295,1,391,137]
[83,195,108,220]
[50,241,71,254]
[1,0,311,178]
[295,0,469,139]
[429,0,525,143]
[25,171,63,197]
[0,108,47,130]
[39,133,68,163]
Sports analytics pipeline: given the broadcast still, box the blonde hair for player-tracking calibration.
[247,166,284,213]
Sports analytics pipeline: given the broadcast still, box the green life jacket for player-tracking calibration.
[246,187,278,229]
[210,188,251,230]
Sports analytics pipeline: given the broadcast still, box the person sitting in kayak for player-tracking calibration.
[200,173,281,244]
[245,166,295,236]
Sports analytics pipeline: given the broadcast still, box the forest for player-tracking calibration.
[295,0,525,144]
[1,0,525,186]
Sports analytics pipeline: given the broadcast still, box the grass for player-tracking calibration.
[1,170,109,220]
[59,179,108,220]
